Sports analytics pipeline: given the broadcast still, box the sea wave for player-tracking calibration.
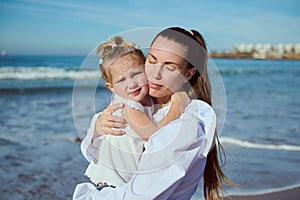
[0,66,100,80]
[220,137,300,151]
[219,68,300,75]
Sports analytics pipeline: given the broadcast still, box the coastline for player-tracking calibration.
[210,52,300,60]
[225,186,300,200]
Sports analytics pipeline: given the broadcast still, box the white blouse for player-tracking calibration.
[74,100,216,200]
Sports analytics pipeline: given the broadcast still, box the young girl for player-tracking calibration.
[84,36,190,188]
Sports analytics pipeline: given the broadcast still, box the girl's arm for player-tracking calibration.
[123,92,190,141]
[156,91,190,127]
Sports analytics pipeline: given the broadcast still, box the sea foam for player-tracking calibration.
[220,137,300,151]
[0,66,99,80]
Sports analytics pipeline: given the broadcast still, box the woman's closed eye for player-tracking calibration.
[147,55,156,64]
[164,64,176,71]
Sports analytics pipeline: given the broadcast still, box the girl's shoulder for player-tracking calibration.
[113,94,144,112]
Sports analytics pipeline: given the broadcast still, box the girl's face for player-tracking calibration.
[145,37,195,102]
[106,57,148,102]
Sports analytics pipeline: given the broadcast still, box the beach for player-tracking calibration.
[1,56,300,199]
[225,186,300,200]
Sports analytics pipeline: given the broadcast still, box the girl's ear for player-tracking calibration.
[185,67,196,81]
[106,82,114,92]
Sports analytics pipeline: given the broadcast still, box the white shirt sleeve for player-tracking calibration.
[80,112,102,162]
[185,100,217,157]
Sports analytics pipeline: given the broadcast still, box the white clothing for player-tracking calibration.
[84,94,148,186]
[74,100,216,200]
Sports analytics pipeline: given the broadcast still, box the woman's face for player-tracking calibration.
[145,36,195,101]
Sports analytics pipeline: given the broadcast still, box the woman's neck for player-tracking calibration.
[156,96,172,107]
[140,95,152,106]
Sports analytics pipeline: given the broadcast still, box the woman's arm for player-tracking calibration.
[81,103,126,162]
[123,92,190,141]
[93,103,126,138]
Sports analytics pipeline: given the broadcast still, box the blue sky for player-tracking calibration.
[1,0,299,55]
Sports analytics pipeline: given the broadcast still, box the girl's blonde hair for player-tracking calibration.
[97,36,145,84]
[152,27,236,200]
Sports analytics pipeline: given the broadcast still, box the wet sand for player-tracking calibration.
[225,187,300,200]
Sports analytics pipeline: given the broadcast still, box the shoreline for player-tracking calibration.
[225,186,300,200]
[210,52,300,60]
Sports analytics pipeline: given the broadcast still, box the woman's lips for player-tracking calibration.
[149,82,163,90]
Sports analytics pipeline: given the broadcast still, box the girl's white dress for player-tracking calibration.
[84,94,153,186]
[75,99,216,200]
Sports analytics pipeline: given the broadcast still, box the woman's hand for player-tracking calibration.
[92,103,126,141]
[171,91,190,113]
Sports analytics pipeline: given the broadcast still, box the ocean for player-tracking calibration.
[1,55,299,199]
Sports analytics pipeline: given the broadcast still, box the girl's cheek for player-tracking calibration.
[139,76,149,86]
[114,84,128,99]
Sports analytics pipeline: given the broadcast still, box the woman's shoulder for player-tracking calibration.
[185,100,215,115]
[183,99,216,127]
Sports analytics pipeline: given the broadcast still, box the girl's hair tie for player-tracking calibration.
[99,58,103,65]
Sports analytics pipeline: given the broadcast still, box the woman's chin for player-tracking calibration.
[149,88,172,99]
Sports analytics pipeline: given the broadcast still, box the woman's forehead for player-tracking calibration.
[148,48,185,66]
[150,36,188,60]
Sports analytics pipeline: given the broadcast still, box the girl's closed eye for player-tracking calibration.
[132,71,143,77]
[116,77,126,84]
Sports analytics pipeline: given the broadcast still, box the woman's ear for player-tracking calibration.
[185,67,196,81]
[105,82,114,92]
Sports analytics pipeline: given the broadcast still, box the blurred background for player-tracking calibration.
[1,0,300,199]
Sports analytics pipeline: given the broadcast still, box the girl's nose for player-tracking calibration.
[128,78,138,89]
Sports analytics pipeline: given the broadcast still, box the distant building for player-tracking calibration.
[234,44,254,53]
[212,43,300,60]
[294,44,300,54]
[233,43,300,59]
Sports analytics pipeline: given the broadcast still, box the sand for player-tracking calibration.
[224,186,300,200]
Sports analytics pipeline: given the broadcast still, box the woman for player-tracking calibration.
[75,27,231,199]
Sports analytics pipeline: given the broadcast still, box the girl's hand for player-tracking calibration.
[171,91,190,113]
[93,103,126,140]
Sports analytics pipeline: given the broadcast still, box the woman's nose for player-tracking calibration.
[152,64,162,80]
